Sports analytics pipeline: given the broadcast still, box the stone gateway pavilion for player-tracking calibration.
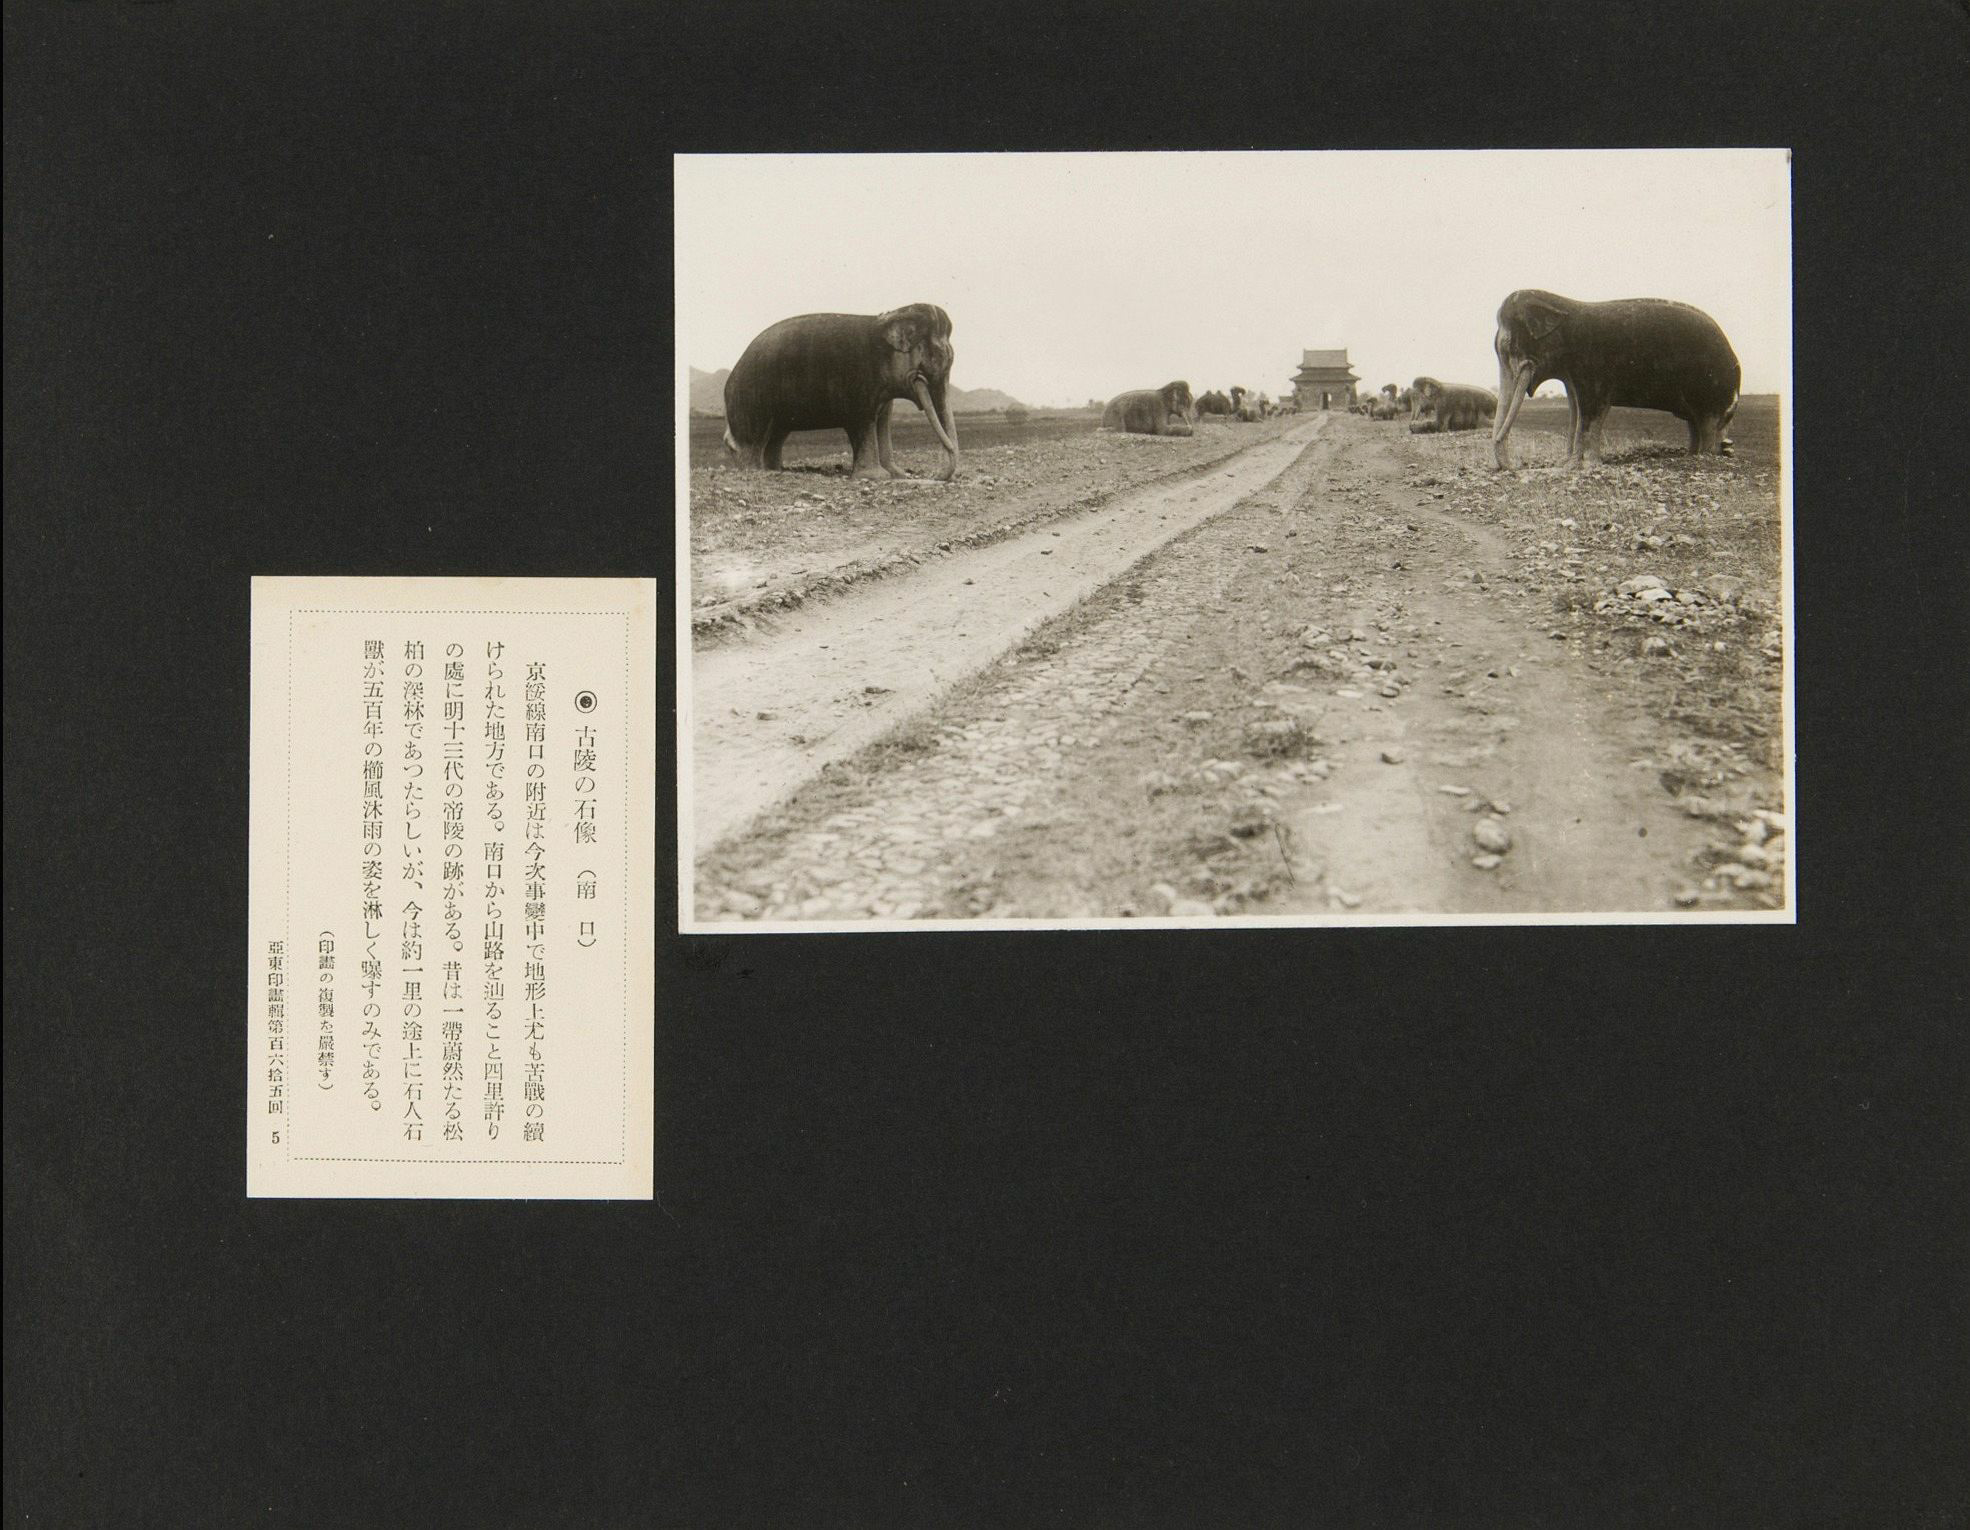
[1291,348,1359,411]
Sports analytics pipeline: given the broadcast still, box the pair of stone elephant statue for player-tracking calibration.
[1406,378,1499,434]
[1490,289,1739,466]
[1346,381,1478,428]
[1354,389,1411,421]
[1351,382,1461,424]
[1358,291,1739,465]
[1102,381,1198,436]
[712,309,1203,472]
[717,289,1740,479]
[721,303,964,481]
[1106,382,1288,435]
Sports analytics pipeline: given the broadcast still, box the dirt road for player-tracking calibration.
[692,409,1786,922]
[690,415,1295,633]
[1249,443,1708,916]
[691,416,1328,853]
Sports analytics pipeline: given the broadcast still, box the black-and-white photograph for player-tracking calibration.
[678,150,1793,928]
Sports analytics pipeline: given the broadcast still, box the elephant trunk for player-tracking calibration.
[913,376,960,480]
[1491,357,1535,468]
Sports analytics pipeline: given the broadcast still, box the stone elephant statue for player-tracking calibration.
[723,302,960,480]
[1491,289,1740,468]
[1408,376,1498,434]
[1102,380,1196,436]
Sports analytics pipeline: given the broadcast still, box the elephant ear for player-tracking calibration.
[878,309,923,352]
[1511,293,1570,343]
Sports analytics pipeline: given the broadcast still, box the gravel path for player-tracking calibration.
[690,418,1298,637]
[689,416,1328,855]
[692,414,1786,923]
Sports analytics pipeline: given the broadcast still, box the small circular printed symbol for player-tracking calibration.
[574,690,598,713]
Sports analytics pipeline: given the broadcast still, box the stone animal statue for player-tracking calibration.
[1195,389,1234,417]
[1408,376,1498,434]
[1490,289,1740,468]
[1368,386,1403,421]
[723,302,960,480]
[1102,380,1196,436]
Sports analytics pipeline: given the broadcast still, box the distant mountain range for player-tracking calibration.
[688,368,731,413]
[943,385,1028,413]
[688,367,1028,416]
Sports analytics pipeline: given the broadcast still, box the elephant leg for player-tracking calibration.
[846,419,883,479]
[875,400,901,477]
[726,418,766,470]
[763,427,788,471]
[1562,391,1590,467]
[1579,408,1610,466]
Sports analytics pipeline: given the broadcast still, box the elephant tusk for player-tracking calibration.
[912,377,961,474]
[911,377,955,450]
[1491,360,1536,468]
[937,396,961,481]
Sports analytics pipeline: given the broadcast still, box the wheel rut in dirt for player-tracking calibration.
[1259,467,1709,916]
[691,416,1330,854]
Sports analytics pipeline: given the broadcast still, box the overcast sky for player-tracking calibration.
[676,151,1790,408]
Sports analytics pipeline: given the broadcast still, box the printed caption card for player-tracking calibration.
[248,577,656,1199]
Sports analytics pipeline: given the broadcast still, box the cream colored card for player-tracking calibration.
[248,577,656,1199]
